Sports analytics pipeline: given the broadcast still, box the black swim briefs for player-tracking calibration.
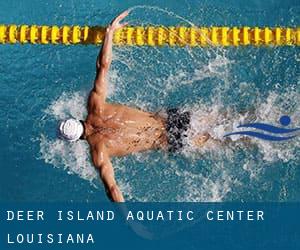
[166,108,191,153]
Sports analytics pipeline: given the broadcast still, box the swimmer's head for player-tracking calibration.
[57,118,84,142]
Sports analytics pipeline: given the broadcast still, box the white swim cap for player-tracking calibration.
[58,118,84,142]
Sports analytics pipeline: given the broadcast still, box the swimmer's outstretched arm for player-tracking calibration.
[92,143,125,202]
[93,11,129,101]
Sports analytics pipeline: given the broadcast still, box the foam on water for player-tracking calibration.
[183,89,300,161]
[175,164,235,202]
[38,6,299,202]
[39,92,98,185]
[38,82,300,202]
[39,135,97,184]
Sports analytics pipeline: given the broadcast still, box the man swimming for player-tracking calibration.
[58,11,210,202]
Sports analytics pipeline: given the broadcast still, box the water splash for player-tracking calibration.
[37,6,300,202]
[39,134,98,185]
[39,89,300,202]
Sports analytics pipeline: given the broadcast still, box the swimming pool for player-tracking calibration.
[0,0,299,202]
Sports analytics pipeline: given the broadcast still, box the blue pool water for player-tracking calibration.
[0,0,299,202]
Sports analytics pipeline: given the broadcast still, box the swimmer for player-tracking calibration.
[58,11,210,202]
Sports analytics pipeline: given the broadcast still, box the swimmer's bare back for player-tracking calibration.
[80,11,168,202]
[86,102,168,156]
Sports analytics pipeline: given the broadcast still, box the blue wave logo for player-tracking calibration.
[224,116,300,141]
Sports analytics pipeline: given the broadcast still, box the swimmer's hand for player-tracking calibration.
[107,10,129,33]
[93,10,129,101]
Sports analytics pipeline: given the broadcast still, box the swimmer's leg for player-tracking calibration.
[192,133,254,148]
[189,114,217,147]
[189,107,260,149]
[192,132,211,147]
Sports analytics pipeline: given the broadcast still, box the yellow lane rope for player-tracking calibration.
[0,25,299,46]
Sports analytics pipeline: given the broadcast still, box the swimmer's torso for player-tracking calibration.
[85,92,167,156]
